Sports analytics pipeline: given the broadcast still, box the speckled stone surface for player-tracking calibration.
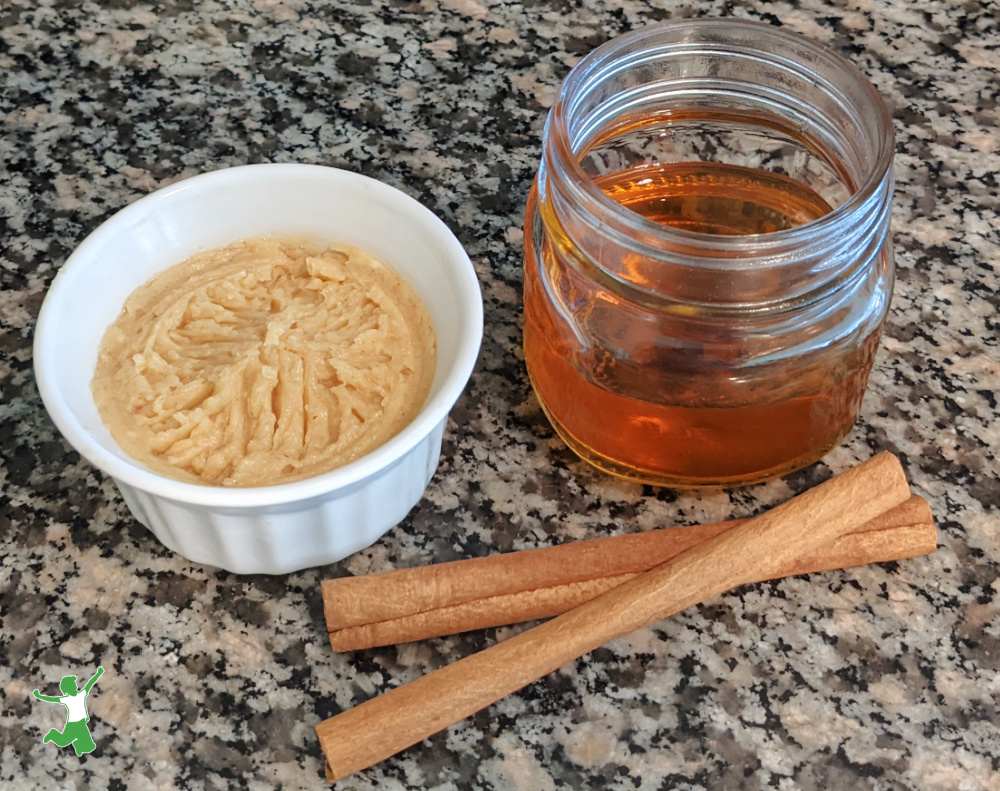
[2,0,998,788]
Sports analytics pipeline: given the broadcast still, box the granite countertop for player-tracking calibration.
[2,0,998,788]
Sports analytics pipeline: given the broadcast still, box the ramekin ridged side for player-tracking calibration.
[115,420,446,575]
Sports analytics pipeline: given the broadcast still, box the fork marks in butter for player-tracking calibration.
[92,238,436,487]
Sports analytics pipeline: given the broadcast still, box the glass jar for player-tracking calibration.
[523,19,895,488]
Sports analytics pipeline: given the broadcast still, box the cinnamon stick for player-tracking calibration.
[324,495,935,652]
[317,452,911,781]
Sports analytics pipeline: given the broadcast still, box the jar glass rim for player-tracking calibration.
[546,19,896,259]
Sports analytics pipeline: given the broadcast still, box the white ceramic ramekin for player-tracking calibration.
[34,164,483,574]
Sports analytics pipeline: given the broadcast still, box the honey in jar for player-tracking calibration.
[523,21,895,487]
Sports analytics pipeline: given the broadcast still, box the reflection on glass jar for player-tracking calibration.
[523,20,896,488]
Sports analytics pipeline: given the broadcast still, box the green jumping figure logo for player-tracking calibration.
[33,666,104,755]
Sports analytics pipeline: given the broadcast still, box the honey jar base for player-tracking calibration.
[534,392,850,490]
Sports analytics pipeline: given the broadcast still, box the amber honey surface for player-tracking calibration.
[524,161,880,487]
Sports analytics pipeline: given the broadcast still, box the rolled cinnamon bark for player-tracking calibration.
[324,495,935,652]
[316,452,913,781]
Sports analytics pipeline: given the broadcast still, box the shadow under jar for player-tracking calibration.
[523,19,896,488]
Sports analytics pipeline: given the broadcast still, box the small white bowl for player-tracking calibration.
[34,164,483,574]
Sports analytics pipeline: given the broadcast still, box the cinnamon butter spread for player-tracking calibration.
[92,238,436,487]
